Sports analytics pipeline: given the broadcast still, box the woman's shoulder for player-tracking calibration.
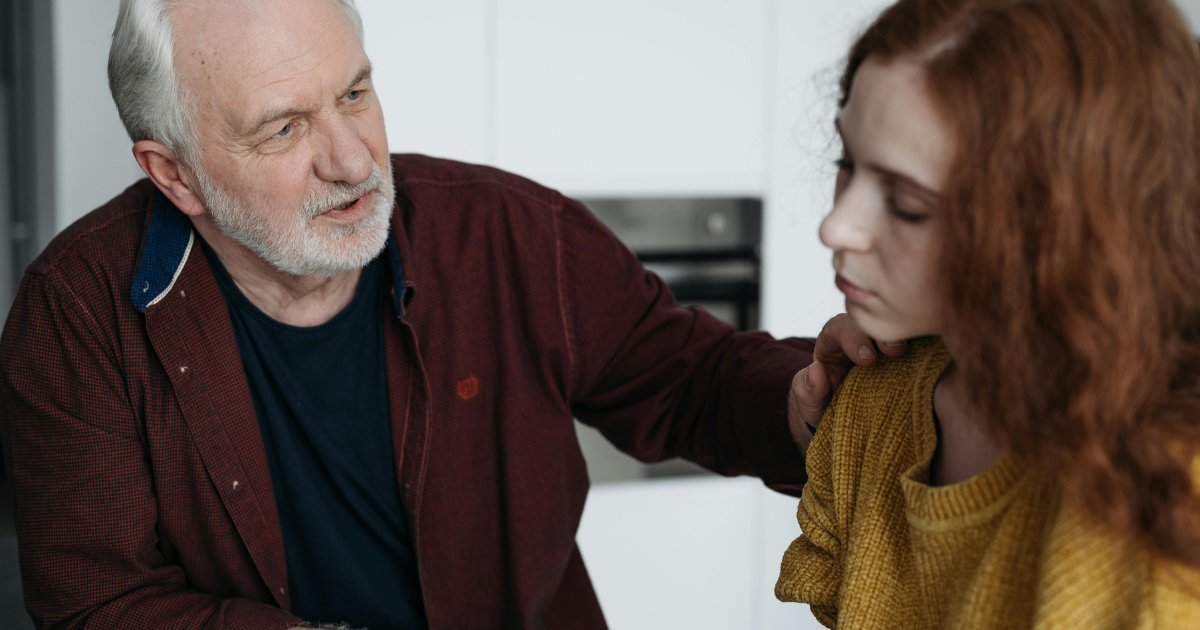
[835,337,950,408]
[814,336,949,455]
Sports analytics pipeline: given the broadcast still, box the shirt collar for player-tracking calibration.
[132,192,409,316]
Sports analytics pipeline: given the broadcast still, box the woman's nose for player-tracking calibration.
[819,184,874,253]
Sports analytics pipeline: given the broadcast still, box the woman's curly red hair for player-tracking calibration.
[843,0,1200,564]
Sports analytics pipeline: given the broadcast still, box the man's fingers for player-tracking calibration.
[791,360,832,430]
[813,313,878,368]
[877,339,908,357]
[825,361,850,390]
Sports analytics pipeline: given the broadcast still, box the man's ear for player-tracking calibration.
[132,140,208,217]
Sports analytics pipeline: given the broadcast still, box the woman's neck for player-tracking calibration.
[930,340,1006,486]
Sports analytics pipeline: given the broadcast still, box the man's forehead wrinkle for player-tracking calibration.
[235,62,370,139]
[238,26,336,84]
[238,48,346,133]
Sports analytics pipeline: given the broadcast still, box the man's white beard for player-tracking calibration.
[196,162,395,278]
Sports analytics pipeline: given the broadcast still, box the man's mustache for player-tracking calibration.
[303,166,385,219]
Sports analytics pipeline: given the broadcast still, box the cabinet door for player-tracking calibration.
[577,478,761,629]
[357,0,491,164]
[495,0,768,196]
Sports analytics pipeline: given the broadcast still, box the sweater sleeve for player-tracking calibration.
[1154,562,1200,629]
[774,393,843,628]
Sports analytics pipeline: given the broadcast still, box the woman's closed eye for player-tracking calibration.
[888,195,929,223]
[892,202,926,224]
[887,178,936,224]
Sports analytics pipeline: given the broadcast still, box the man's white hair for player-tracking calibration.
[107,0,365,167]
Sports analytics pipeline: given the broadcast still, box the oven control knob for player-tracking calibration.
[705,212,729,236]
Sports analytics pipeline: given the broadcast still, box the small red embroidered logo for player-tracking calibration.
[457,375,480,401]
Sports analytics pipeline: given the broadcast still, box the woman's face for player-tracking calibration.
[820,56,956,342]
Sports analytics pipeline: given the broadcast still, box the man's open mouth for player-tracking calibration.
[332,198,359,212]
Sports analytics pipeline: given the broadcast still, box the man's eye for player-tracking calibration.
[345,90,363,101]
[275,123,294,138]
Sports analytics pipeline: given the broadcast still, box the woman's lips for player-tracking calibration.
[835,273,878,302]
[320,190,375,223]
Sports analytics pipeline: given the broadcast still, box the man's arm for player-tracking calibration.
[558,197,907,495]
[0,272,301,630]
[556,198,881,494]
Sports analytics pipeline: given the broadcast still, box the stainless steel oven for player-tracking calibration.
[581,197,762,332]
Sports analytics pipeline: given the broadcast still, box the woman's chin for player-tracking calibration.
[844,304,920,345]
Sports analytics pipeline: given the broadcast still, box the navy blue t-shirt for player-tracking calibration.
[203,241,427,630]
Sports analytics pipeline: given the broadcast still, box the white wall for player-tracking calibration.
[53,0,145,231]
[356,0,493,164]
[492,0,768,197]
[1176,0,1200,30]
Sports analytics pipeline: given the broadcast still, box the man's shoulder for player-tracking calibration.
[28,179,157,280]
[390,154,566,210]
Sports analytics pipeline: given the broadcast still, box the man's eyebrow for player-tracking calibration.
[243,105,313,138]
[341,64,373,96]
[241,64,374,138]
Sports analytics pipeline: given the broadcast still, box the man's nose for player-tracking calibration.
[819,184,874,253]
[313,115,374,186]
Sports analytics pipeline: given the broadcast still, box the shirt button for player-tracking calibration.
[232,480,240,490]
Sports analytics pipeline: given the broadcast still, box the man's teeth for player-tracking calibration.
[333,199,356,211]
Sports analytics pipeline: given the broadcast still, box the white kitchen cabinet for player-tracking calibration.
[576,476,822,630]
[494,0,769,197]
[357,0,492,164]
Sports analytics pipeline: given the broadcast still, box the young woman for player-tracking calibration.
[775,0,1200,627]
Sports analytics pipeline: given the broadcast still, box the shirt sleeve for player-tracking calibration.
[774,398,842,627]
[0,272,302,630]
[555,196,814,494]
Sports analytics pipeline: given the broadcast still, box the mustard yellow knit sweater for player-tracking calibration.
[776,338,1200,629]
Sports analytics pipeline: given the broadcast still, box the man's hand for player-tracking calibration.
[787,314,908,452]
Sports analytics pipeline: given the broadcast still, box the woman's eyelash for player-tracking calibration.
[887,196,928,223]
[835,158,854,172]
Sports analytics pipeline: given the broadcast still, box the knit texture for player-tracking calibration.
[776,338,1200,628]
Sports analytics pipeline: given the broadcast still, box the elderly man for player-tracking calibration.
[0,0,895,628]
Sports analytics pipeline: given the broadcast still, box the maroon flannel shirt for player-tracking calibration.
[0,155,813,629]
